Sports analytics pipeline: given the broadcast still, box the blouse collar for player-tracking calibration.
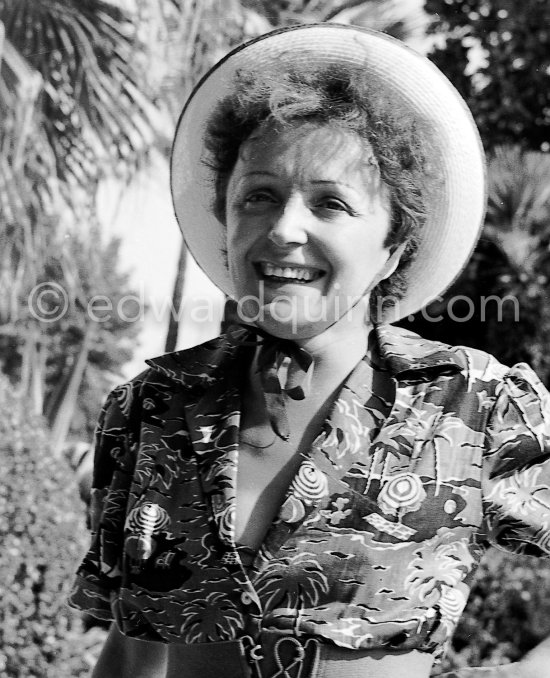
[145,323,465,389]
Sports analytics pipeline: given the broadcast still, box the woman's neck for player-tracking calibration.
[295,323,371,395]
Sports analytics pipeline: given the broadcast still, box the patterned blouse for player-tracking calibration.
[70,324,550,668]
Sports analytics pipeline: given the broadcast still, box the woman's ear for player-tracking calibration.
[369,241,407,291]
[383,241,407,279]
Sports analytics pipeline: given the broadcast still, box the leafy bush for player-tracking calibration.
[438,549,550,673]
[0,374,95,677]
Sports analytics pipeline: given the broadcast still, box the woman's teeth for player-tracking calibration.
[259,263,321,282]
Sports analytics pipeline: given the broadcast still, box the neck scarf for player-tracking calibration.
[228,325,314,441]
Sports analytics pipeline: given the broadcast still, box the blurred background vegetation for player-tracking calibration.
[0,0,549,675]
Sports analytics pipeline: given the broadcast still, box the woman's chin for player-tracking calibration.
[234,304,321,340]
[235,297,371,341]
[253,317,328,341]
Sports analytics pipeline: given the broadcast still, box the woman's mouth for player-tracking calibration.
[257,262,325,283]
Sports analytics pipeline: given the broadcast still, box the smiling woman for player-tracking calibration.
[224,121,395,339]
[69,23,550,678]
[204,56,430,310]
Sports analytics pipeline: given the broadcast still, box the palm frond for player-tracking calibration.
[0,0,161,208]
[484,145,550,272]
[325,0,429,42]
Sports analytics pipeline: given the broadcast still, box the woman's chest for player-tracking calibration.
[116,376,494,645]
[234,441,303,548]
[129,373,493,553]
[234,388,342,549]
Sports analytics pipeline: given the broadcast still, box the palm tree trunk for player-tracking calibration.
[164,241,187,353]
[49,326,92,458]
[18,329,45,416]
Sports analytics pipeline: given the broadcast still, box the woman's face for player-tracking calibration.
[225,120,394,340]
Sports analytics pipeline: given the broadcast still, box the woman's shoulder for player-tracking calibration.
[377,324,550,421]
[107,332,240,406]
[377,323,512,385]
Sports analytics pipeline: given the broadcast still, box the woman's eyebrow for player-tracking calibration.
[231,170,279,189]
[240,170,277,178]
[310,179,354,189]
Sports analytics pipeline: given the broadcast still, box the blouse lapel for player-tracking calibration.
[184,378,241,549]
[261,356,387,558]
[147,335,245,549]
[261,324,466,556]
[308,356,389,490]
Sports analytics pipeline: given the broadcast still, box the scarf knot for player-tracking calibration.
[228,325,314,441]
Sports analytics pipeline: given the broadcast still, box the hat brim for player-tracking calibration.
[170,23,486,323]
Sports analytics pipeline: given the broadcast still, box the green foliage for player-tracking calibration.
[0,230,141,438]
[0,374,92,677]
[424,0,550,151]
[242,0,427,37]
[0,0,162,440]
[438,550,550,672]
[44,233,141,437]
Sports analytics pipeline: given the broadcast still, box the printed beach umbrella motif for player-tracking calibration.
[437,585,468,633]
[377,472,427,517]
[125,502,170,561]
[279,461,329,523]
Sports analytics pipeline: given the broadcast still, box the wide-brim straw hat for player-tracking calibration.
[170,23,486,323]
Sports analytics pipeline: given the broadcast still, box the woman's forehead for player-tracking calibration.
[235,120,380,181]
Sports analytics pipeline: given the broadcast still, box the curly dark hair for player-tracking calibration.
[203,54,434,307]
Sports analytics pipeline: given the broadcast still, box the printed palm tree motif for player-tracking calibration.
[325,396,372,458]
[486,465,550,521]
[499,366,550,445]
[405,533,475,601]
[254,552,329,612]
[372,394,452,455]
[400,401,475,452]
[179,591,244,643]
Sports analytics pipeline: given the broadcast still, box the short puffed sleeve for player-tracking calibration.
[69,383,137,620]
[482,363,550,557]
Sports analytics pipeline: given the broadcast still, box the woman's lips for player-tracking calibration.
[256,261,325,283]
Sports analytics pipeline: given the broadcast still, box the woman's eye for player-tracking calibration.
[244,191,275,205]
[318,197,349,212]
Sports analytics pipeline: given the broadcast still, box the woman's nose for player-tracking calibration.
[267,196,309,248]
